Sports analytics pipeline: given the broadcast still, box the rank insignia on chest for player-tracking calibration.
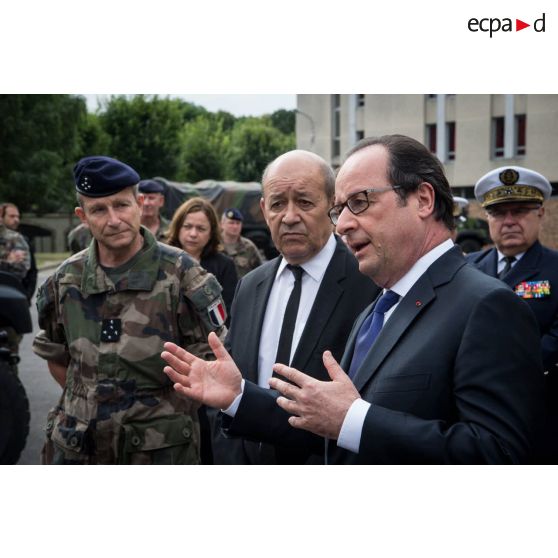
[208,299,226,327]
[514,280,551,299]
[101,318,122,342]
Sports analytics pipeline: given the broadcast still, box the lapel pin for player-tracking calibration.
[416,300,422,307]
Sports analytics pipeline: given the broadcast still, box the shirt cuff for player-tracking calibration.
[221,379,245,417]
[337,398,371,453]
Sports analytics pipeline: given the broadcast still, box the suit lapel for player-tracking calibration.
[501,241,541,287]
[243,258,280,383]
[291,238,346,371]
[476,248,499,277]
[352,246,466,391]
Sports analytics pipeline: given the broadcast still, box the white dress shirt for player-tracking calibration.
[496,249,524,275]
[223,234,337,414]
[257,233,337,387]
[337,238,455,453]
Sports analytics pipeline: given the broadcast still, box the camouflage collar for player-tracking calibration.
[81,227,161,294]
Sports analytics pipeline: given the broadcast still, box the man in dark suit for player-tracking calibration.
[467,166,558,462]
[208,149,379,464]
[162,135,543,464]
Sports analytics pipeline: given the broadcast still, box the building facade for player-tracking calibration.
[296,94,558,248]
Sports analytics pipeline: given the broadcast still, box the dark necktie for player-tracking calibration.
[348,290,400,379]
[275,264,304,366]
[498,256,516,279]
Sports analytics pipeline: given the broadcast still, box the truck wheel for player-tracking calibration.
[0,362,30,464]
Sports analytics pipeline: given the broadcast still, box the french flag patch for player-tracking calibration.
[208,299,226,327]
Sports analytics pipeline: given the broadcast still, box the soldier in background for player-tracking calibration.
[221,207,263,278]
[67,222,92,254]
[0,208,30,280]
[1,202,38,301]
[0,206,31,371]
[32,155,227,465]
[467,165,558,463]
[138,179,170,241]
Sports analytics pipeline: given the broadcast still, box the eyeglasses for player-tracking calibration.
[486,205,541,220]
[328,186,401,225]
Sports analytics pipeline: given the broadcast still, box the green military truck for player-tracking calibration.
[155,178,278,259]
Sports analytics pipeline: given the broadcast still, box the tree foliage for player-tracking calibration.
[226,118,295,181]
[99,95,206,179]
[177,116,229,182]
[0,94,87,213]
[269,109,296,135]
[0,94,296,213]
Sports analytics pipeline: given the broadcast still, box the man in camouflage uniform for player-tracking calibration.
[33,156,227,465]
[1,202,38,301]
[221,208,263,278]
[0,214,31,280]
[138,179,170,242]
[0,211,31,369]
[67,222,92,254]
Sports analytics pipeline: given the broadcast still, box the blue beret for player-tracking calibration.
[138,179,165,194]
[223,207,243,221]
[74,156,140,197]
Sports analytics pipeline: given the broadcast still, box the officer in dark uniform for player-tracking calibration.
[467,165,558,463]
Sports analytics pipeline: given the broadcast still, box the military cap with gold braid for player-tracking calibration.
[475,165,551,208]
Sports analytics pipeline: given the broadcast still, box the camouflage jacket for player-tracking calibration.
[223,236,264,278]
[156,215,170,242]
[33,227,227,464]
[0,224,31,279]
[67,223,93,254]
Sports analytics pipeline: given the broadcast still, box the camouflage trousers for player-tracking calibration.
[42,383,201,465]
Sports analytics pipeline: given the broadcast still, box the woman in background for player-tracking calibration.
[166,197,238,322]
[167,197,239,465]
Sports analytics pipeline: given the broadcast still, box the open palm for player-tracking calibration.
[161,332,243,409]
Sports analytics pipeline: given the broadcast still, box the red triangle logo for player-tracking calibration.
[516,19,530,31]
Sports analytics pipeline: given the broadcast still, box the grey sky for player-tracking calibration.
[84,94,296,117]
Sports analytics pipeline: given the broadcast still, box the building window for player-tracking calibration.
[446,122,456,161]
[492,117,505,158]
[426,123,437,153]
[332,95,341,158]
[516,114,526,156]
[357,94,365,107]
[356,130,365,141]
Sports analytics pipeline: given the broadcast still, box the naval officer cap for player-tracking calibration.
[475,166,551,208]
[223,207,244,221]
[138,179,165,194]
[74,156,140,197]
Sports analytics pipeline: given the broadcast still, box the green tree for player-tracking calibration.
[0,94,87,213]
[269,109,296,135]
[77,112,111,157]
[177,115,229,182]
[99,95,207,179]
[225,118,295,181]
